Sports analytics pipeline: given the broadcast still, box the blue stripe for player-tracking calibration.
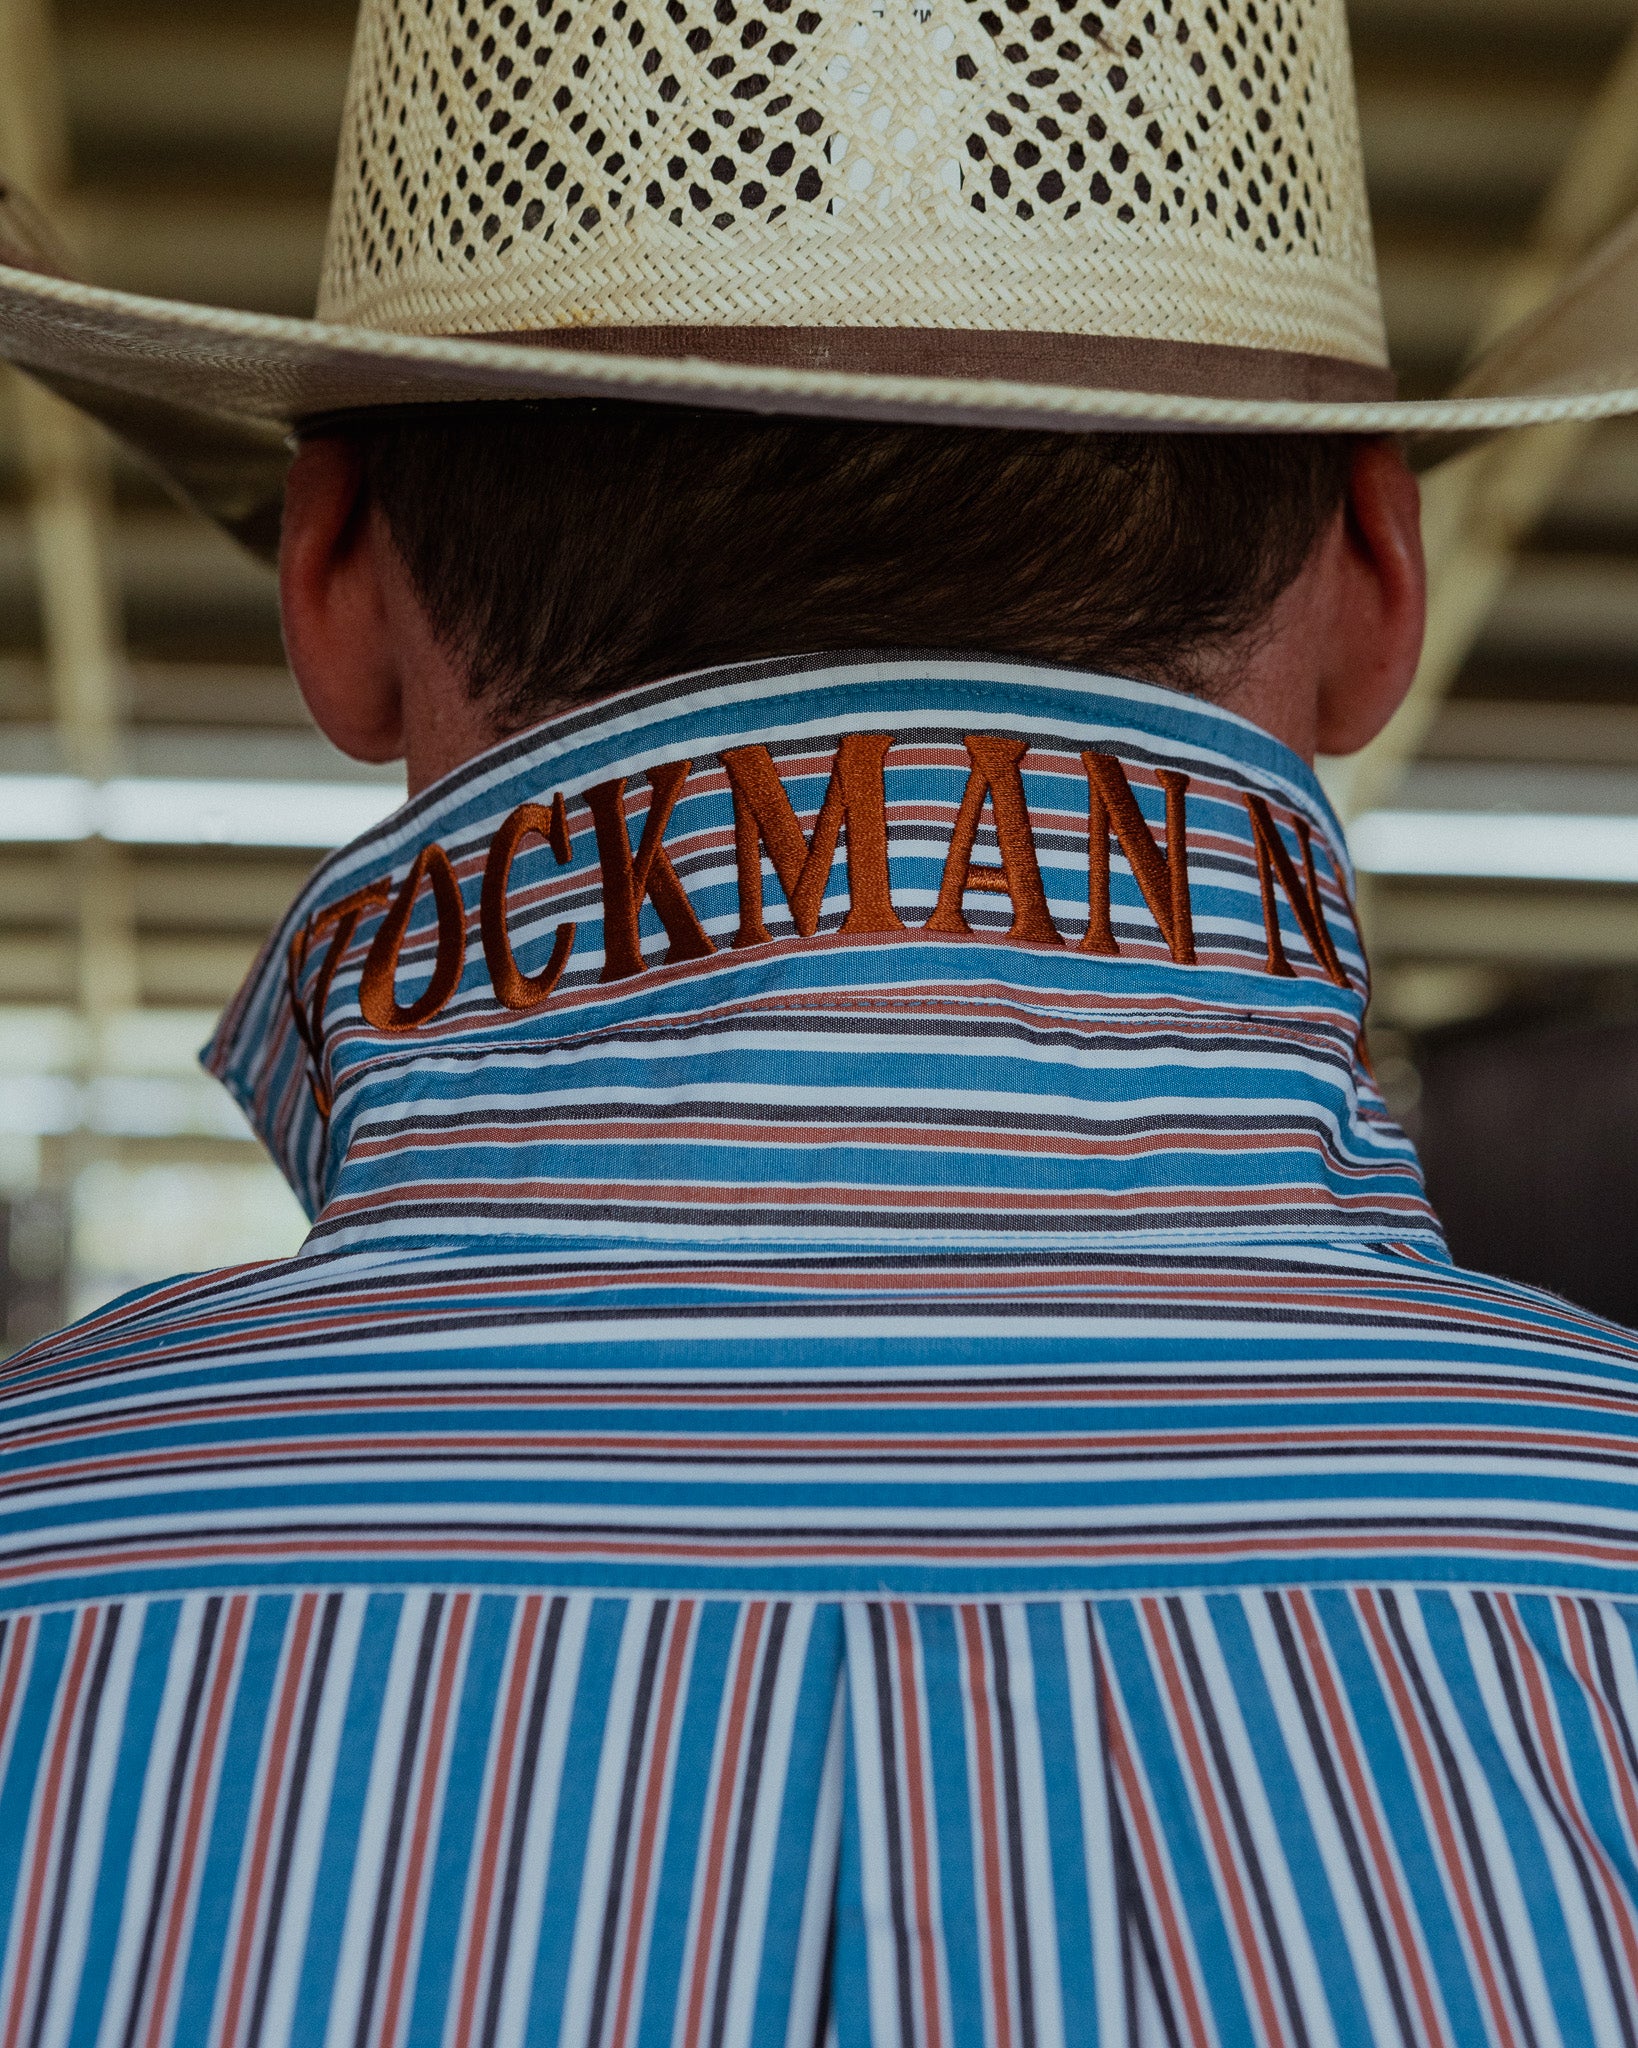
[290,1591,404,2047]
[634,1599,737,2048]
[914,1605,985,2048]
[1205,1592,1373,2046]
[406,1593,518,2048]
[0,1612,75,1958]
[832,1703,871,2048]
[174,1593,292,2043]
[1421,1588,1597,2046]
[1518,1594,1638,1912]
[1095,1598,1259,2048]
[524,1596,629,2048]
[64,1599,180,2048]
[748,1606,844,2048]
[1026,1604,1101,2048]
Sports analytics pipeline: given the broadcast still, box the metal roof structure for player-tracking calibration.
[2,0,1637,1333]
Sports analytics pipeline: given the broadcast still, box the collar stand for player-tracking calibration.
[207,655,1435,1253]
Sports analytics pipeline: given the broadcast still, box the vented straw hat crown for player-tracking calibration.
[318,0,1389,399]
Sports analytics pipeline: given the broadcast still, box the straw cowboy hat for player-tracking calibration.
[4,0,1638,558]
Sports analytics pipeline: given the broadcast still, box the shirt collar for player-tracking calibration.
[207,653,1440,1255]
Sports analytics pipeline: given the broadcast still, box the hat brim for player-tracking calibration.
[4,201,1638,560]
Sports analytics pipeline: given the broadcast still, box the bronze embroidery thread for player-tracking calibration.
[924,735,1063,948]
[286,879,391,1115]
[1081,753,1197,964]
[1244,792,1350,988]
[586,761,716,982]
[481,795,577,1012]
[359,842,468,1030]
[292,738,1358,1097]
[722,734,906,946]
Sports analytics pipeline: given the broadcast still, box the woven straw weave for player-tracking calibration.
[319,0,1387,368]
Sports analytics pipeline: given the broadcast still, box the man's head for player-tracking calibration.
[280,401,1426,791]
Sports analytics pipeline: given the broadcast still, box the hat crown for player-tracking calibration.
[318,0,1386,375]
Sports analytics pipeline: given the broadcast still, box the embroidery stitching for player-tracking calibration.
[722,734,905,945]
[1244,792,1350,989]
[287,734,1358,1103]
[359,842,468,1031]
[285,880,391,1116]
[1081,753,1196,965]
[481,794,577,1011]
[586,761,716,982]
[925,735,1063,947]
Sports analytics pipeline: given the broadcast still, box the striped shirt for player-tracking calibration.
[4,654,1638,2048]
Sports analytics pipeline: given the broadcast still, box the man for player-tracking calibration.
[4,1,1638,2043]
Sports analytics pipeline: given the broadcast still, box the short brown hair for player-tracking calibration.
[351,400,1357,730]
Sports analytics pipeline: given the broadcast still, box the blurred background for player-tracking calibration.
[1,0,1637,1346]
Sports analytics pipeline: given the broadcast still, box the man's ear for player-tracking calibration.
[279,436,406,764]
[1312,438,1428,757]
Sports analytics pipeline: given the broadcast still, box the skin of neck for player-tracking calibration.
[279,435,1428,798]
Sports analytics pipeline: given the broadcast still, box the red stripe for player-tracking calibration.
[959,1607,1014,2048]
[608,1601,696,2048]
[1354,1591,1522,2048]
[216,1594,319,2048]
[890,1604,945,2048]
[679,1601,766,2048]
[23,1419,1638,1496]
[1139,1597,1290,2048]
[322,1174,1420,1221]
[1096,1632,1214,2048]
[347,1116,1403,1168]
[143,1597,251,2048]
[21,1524,1638,1585]
[0,1610,100,2048]
[1494,1594,1638,2000]
[0,1617,33,1773]
[18,1373,1638,1451]
[24,1260,1626,1385]
[375,1592,471,2048]
[450,1595,544,2048]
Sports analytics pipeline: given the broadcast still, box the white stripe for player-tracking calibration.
[34,1606,141,2048]
[998,1603,1067,2048]
[489,1597,592,2048]
[719,1604,815,2048]
[1392,1593,1567,2048]
[782,1675,846,2048]
[841,1605,910,2048]
[1174,1592,1342,2048]
[559,1597,665,2048]
[260,1591,368,2048]
[1058,1602,1125,2048]
[322,1589,440,2048]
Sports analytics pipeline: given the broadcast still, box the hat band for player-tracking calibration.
[483,325,1397,405]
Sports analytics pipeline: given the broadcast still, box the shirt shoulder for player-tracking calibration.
[6,1236,1637,1611]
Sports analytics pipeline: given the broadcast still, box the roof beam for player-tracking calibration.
[1330,20,1638,824]
[1373,878,1638,968]
[1,0,139,1048]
